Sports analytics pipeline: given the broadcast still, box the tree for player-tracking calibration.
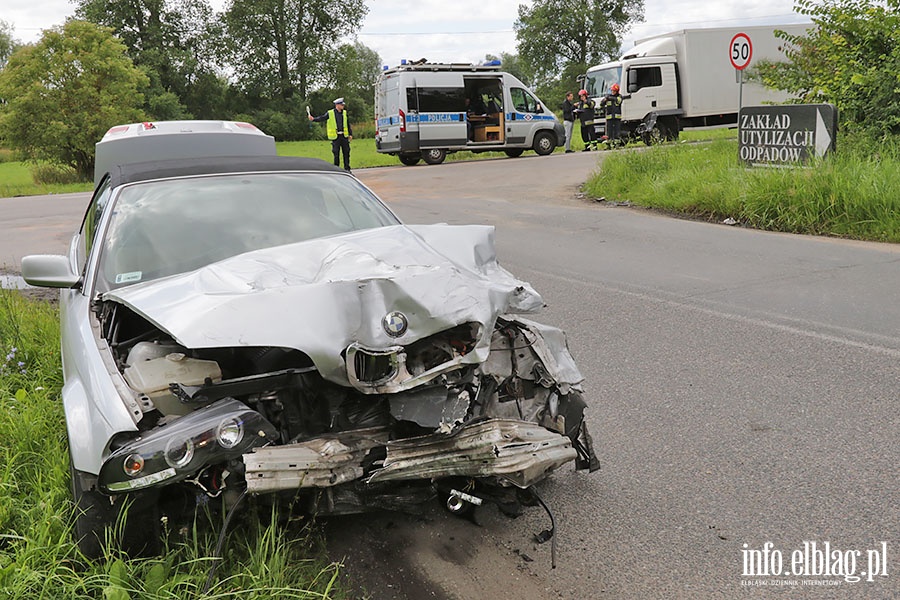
[0,19,22,69]
[515,0,644,92]
[75,0,218,119]
[756,0,900,135]
[323,41,382,121]
[0,21,148,180]
[222,0,367,102]
[485,52,530,86]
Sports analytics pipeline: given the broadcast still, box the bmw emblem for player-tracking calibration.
[382,311,408,337]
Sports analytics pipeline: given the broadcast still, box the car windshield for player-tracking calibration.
[97,171,401,291]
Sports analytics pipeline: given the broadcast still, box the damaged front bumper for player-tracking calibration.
[244,418,577,493]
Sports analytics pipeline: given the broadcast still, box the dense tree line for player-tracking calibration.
[1,0,897,179]
[755,0,900,136]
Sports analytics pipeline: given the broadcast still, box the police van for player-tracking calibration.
[375,61,564,166]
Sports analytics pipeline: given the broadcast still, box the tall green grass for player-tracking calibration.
[0,290,347,599]
[585,136,900,243]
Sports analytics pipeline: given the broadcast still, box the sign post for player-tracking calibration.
[730,32,753,110]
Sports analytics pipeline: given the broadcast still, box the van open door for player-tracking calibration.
[464,76,505,145]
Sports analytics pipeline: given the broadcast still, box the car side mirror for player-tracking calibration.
[535,105,544,114]
[21,254,82,288]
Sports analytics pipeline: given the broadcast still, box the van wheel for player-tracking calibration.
[422,149,447,165]
[504,149,524,158]
[532,131,555,156]
[399,154,421,166]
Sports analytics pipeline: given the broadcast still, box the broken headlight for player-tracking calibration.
[98,398,277,493]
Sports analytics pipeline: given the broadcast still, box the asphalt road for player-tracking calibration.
[2,151,897,598]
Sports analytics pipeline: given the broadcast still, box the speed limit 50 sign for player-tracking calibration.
[730,33,753,70]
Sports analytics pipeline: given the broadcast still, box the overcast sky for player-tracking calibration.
[5,0,810,68]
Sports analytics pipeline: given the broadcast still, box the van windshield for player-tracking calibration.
[585,67,622,96]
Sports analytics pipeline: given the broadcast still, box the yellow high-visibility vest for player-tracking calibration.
[326,109,349,140]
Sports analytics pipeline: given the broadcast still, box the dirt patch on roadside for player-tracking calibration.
[0,267,59,305]
[324,504,559,600]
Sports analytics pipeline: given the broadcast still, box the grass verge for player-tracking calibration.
[585,135,900,243]
[0,289,347,599]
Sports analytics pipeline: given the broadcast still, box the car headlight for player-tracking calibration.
[99,398,277,493]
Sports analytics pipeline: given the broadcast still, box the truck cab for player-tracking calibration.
[375,61,564,165]
[583,24,811,144]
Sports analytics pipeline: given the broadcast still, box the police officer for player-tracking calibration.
[575,89,597,151]
[309,97,353,172]
[600,84,623,147]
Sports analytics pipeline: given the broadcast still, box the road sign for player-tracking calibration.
[730,33,753,70]
[738,104,838,167]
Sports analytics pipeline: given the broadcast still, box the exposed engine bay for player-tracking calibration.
[96,299,599,516]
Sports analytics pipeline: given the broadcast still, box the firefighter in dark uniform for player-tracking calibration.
[309,97,353,171]
[600,83,624,147]
[575,89,598,151]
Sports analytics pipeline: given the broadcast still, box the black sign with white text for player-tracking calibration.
[739,104,838,167]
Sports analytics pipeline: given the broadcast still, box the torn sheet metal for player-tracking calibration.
[388,385,471,430]
[242,419,577,494]
[369,418,576,489]
[483,317,584,389]
[244,427,390,493]
[106,224,543,387]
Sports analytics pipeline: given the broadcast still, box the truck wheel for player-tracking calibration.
[71,461,161,559]
[421,149,447,165]
[641,124,664,146]
[504,149,524,158]
[661,117,680,141]
[532,131,555,156]
[398,154,421,166]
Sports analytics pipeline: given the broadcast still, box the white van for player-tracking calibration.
[375,61,565,166]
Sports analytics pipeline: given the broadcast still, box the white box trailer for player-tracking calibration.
[375,61,565,165]
[582,24,813,143]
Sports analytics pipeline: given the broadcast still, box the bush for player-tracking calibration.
[352,120,376,139]
[31,163,82,185]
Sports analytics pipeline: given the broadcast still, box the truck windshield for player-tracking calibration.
[585,67,622,96]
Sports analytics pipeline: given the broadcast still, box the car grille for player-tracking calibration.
[346,323,482,393]
[352,348,400,384]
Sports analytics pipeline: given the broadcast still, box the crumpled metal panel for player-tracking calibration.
[368,418,576,489]
[387,386,471,431]
[242,419,576,493]
[244,427,391,493]
[483,317,584,390]
[106,224,543,387]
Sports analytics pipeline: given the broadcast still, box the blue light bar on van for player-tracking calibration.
[483,59,501,66]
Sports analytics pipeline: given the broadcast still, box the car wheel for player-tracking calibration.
[504,149,524,158]
[398,153,421,166]
[421,149,447,165]
[70,460,161,559]
[532,131,555,156]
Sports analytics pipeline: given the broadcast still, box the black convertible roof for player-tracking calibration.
[106,156,345,188]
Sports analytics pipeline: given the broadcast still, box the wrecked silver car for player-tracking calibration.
[23,130,597,558]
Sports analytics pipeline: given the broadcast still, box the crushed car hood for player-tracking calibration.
[105,224,544,386]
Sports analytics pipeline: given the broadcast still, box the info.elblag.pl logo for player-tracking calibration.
[741,541,889,585]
